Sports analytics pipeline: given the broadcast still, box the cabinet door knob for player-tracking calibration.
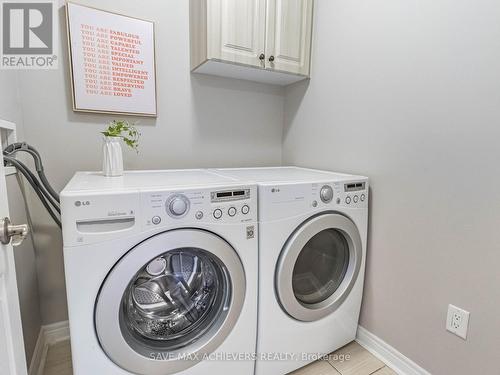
[259,53,265,60]
[269,55,275,62]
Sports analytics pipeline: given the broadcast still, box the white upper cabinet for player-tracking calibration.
[209,0,267,68]
[265,0,313,76]
[190,0,314,86]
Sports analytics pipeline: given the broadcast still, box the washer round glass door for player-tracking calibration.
[95,229,246,375]
[276,213,362,322]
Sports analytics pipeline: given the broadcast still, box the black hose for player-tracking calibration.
[3,143,60,203]
[38,171,59,203]
[3,143,43,172]
[5,157,61,227]
[5,157,60,214]
[4,156,61,228]
[4,155,58,210]
[24,144,60,203]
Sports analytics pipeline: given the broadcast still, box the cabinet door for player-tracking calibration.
[208,0,267,68]
[265,0,314,76]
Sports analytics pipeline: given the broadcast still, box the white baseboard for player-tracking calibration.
[29,321,70,375]
[356,326,431,375]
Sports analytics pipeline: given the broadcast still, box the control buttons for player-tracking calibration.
[228,207,237,217]
[152,216,161,225]
[195,211,204,220]
[353,195,359,203]
[312,200,318,208]
[166,194,190,218]
[241,205,250,215]
[213,209,223,220]
[320,185,334,203]
[361,194,366,202]
[345,196,351,204]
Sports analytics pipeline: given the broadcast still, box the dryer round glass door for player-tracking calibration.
[95,229,246,375]
[276,213,362,322]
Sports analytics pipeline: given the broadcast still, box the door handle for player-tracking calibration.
[0,217,29,247]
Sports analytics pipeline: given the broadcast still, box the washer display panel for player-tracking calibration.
[276,213,362,322]
[95,229,245,375]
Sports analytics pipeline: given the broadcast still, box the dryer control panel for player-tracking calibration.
[311,181,368,209]
[259,179,368,221]
[332,181,368,208]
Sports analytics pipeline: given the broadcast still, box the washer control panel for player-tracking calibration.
[142,185,256,228]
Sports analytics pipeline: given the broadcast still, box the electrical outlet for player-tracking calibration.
[446,304,470,340]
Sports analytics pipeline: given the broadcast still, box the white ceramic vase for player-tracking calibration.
[102,136,124,177]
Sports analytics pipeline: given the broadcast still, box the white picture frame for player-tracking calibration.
[66,2,157,117]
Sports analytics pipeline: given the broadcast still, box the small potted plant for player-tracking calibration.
[101,120,140,177]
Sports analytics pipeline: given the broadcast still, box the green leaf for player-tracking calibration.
[102,120,141,152]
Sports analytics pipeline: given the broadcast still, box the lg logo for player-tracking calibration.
[75,201,90,207]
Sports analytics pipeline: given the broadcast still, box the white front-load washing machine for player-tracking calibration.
[60,170,258,375]
[213,167,369,375]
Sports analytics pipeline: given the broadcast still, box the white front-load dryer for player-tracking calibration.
[60,170,258,375]
[213,167,369,375]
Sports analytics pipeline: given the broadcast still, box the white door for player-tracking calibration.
[208,0,267,68]
[265,0,314,76]
[0,120,29,375]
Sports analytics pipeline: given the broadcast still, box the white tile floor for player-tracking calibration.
[290,342,396,375]
[43,340,395,375]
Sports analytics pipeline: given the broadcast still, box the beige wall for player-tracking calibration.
[17,0,285,324]
[282,0,500,374]
[1,71,42,365]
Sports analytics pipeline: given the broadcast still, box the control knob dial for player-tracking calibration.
[320,185,334,203]
[166,194,190,218]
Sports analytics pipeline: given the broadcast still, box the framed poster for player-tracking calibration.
[66,2,157,117]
